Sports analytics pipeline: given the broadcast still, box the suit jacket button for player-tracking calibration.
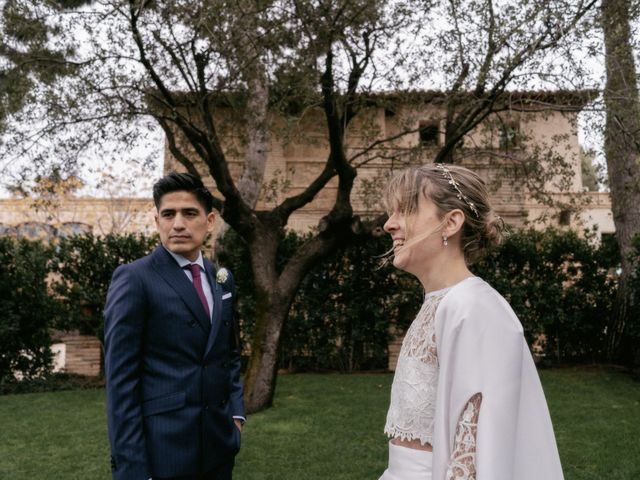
[220,399,227,406]
[204,402,209,410]
[224,320,230,326]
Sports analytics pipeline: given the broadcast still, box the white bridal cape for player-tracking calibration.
[431,277,564,480]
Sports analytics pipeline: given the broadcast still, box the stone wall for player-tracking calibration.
[387,337,403,372]
[0,197,155,238]
[59,335,102,377]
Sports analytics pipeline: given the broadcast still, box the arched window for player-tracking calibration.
[0,223,17,237]
[16,222,55,241]
[58,222,93,238]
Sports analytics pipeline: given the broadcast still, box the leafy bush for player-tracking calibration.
[473,228,617,363]
[0,237,57,384]
[284,235,422,371]
[220,227,618,371]
[219,229,423,372]
[622,235,640,374]
[0,225,619,384]
[0,372,104,395]
[51,233,158,341]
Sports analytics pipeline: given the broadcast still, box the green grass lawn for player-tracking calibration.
[0,367,638,479]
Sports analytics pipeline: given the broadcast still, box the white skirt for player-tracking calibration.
[379,441,433,480]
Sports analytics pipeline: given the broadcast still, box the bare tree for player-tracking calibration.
[1,0,597,412]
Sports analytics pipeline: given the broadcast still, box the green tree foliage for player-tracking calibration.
[580,149,600,192]
[0,0,91,139]
[0,237,56,384]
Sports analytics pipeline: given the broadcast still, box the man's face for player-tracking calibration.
[155,191,215,261]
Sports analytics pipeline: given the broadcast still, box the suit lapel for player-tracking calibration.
[203,259,223,357]
[150,246,212,334]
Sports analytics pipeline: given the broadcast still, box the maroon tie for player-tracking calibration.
[186,264,210,320]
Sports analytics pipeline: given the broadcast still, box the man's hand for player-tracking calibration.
[234,419,243,432]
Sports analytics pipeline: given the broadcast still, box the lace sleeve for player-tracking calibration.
[445,392,483,480]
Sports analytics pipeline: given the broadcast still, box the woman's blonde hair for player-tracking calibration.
[384,163,504,263]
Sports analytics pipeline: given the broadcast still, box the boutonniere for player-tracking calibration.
[216,268,229,284]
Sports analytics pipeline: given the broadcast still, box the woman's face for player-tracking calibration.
[383,192,446,276]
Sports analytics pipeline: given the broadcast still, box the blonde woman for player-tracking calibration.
[379,164,563,480]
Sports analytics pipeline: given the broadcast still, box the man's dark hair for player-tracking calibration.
[153,172,214,213]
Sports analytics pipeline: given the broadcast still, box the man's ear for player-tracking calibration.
[443,209,465,238]
[206,211,216,232]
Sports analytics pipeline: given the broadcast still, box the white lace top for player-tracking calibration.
[384,286,450,445]
[383,276,564,480]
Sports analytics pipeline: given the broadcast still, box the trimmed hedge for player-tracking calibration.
[221,227,620,371]
[474,228,618,364]
[217,231,418,371]
[623,236,640,373]
[0,226,629,385]
[0,237,57,384]
[51,233,158,341]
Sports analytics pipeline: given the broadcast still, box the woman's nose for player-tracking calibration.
[384,213,398,233]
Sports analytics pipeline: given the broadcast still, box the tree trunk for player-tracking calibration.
[601,0,640,360]
[240,227,299,413]
[239,218,348,412]
[242,288,292,413]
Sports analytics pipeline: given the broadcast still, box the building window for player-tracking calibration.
[0,223,17,237]
[499,120,521,150]
[558,210,571,226]
[419,122,439,147]
[58,222,93,239]
[16,222,55,241]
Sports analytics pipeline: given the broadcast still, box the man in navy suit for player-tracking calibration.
[104,172,244,480]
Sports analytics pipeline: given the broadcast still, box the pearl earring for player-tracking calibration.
[443,235,448,246]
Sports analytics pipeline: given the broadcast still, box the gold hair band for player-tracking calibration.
[435,164,480,218]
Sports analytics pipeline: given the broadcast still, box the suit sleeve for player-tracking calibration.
[227,271,245,419]
[104,264,150,480]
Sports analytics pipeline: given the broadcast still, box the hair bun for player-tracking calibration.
[482,213,505,250]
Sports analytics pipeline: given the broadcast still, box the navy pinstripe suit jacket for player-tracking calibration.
[104,245,244,480]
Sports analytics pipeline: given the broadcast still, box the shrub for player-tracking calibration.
[0,237,57,384]
[0,227,608,381]
[51,233,158,341]
[622,235,640,373]
[220,227,617,371]
[284,234,422,371]
[473,228,617,363]
[0,372,105,395]
[218,229,422,372]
